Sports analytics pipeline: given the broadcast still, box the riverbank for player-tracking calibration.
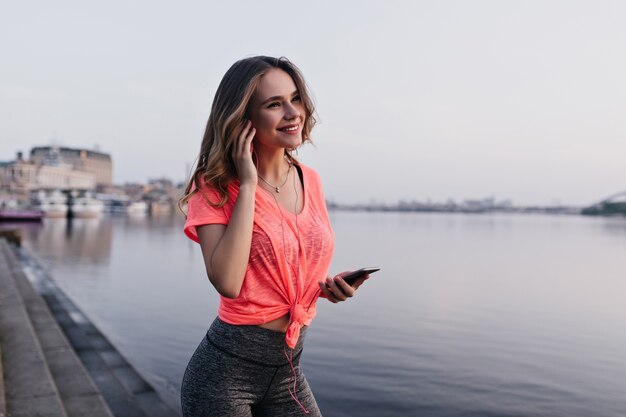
[0,235,180,416]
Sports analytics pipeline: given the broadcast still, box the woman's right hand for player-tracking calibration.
[232,120,257,186]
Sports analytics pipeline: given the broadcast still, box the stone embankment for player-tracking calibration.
[0,235,179,417]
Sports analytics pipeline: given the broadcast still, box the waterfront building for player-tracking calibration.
[0,151,96,194]
[30,146,112,187]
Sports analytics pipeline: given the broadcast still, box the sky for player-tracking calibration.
[1,0,625,206]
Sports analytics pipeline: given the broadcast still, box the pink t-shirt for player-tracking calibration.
[184,164,335,348]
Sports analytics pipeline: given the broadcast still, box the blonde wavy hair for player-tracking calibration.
[179,56,317,212]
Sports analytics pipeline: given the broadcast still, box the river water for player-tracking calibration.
[12,211,626,417]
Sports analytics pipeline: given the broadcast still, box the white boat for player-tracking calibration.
[71,195,104,218]
[36,190,69,218]
[98,193,130,214]
[127,201,148,215]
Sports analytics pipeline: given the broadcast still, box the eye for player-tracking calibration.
[292,95,301,102]
[267,102,280,108]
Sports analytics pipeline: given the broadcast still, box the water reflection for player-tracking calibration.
[122,210,183,230]
[12,212,187,267]
[25,217,113,265]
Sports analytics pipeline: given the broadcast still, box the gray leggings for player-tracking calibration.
[181,317,322,417]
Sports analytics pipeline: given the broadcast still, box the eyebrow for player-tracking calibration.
[260,90,299,105]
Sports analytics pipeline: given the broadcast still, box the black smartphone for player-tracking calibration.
[340,267,380,286]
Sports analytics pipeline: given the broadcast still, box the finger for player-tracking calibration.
[326,277,348,301]
[333,277,355,297]
[234,121,251,155]
[244,127,255,155]
[319,280,336,299]
[319,281,339,303]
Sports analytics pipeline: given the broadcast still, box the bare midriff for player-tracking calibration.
[258,313,290,333]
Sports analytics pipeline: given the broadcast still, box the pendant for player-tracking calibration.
[275,187,280,193]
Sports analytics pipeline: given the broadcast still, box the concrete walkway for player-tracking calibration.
[0,237,180,416]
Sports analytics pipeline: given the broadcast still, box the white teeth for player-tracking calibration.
[281,126,298,132]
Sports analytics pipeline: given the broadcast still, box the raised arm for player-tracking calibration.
[196,121,257,299]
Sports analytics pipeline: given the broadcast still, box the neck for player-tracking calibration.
[255,149,290,183]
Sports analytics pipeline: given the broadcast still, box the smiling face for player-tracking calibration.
[247,68,305,153]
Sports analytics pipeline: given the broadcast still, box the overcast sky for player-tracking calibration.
[1,0,625,206]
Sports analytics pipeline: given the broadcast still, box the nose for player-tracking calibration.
[284,101,302,120]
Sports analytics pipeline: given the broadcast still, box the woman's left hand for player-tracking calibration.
[318,272,369,303]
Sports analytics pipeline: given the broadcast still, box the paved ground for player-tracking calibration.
[0,237,181,417]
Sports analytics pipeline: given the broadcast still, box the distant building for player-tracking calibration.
[0,153,95,193]
[0,146,112,196]
[30,146,113,187]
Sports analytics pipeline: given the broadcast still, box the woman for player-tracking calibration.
[179,56,369,417]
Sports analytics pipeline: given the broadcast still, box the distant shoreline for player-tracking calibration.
[328,202,584,215]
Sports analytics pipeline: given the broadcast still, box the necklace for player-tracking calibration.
[258,162,292,193]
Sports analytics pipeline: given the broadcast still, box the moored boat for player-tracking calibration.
[127,201,148,215]
[71,195,104,218]
[35,190,69,218]
[0,209,44,222]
